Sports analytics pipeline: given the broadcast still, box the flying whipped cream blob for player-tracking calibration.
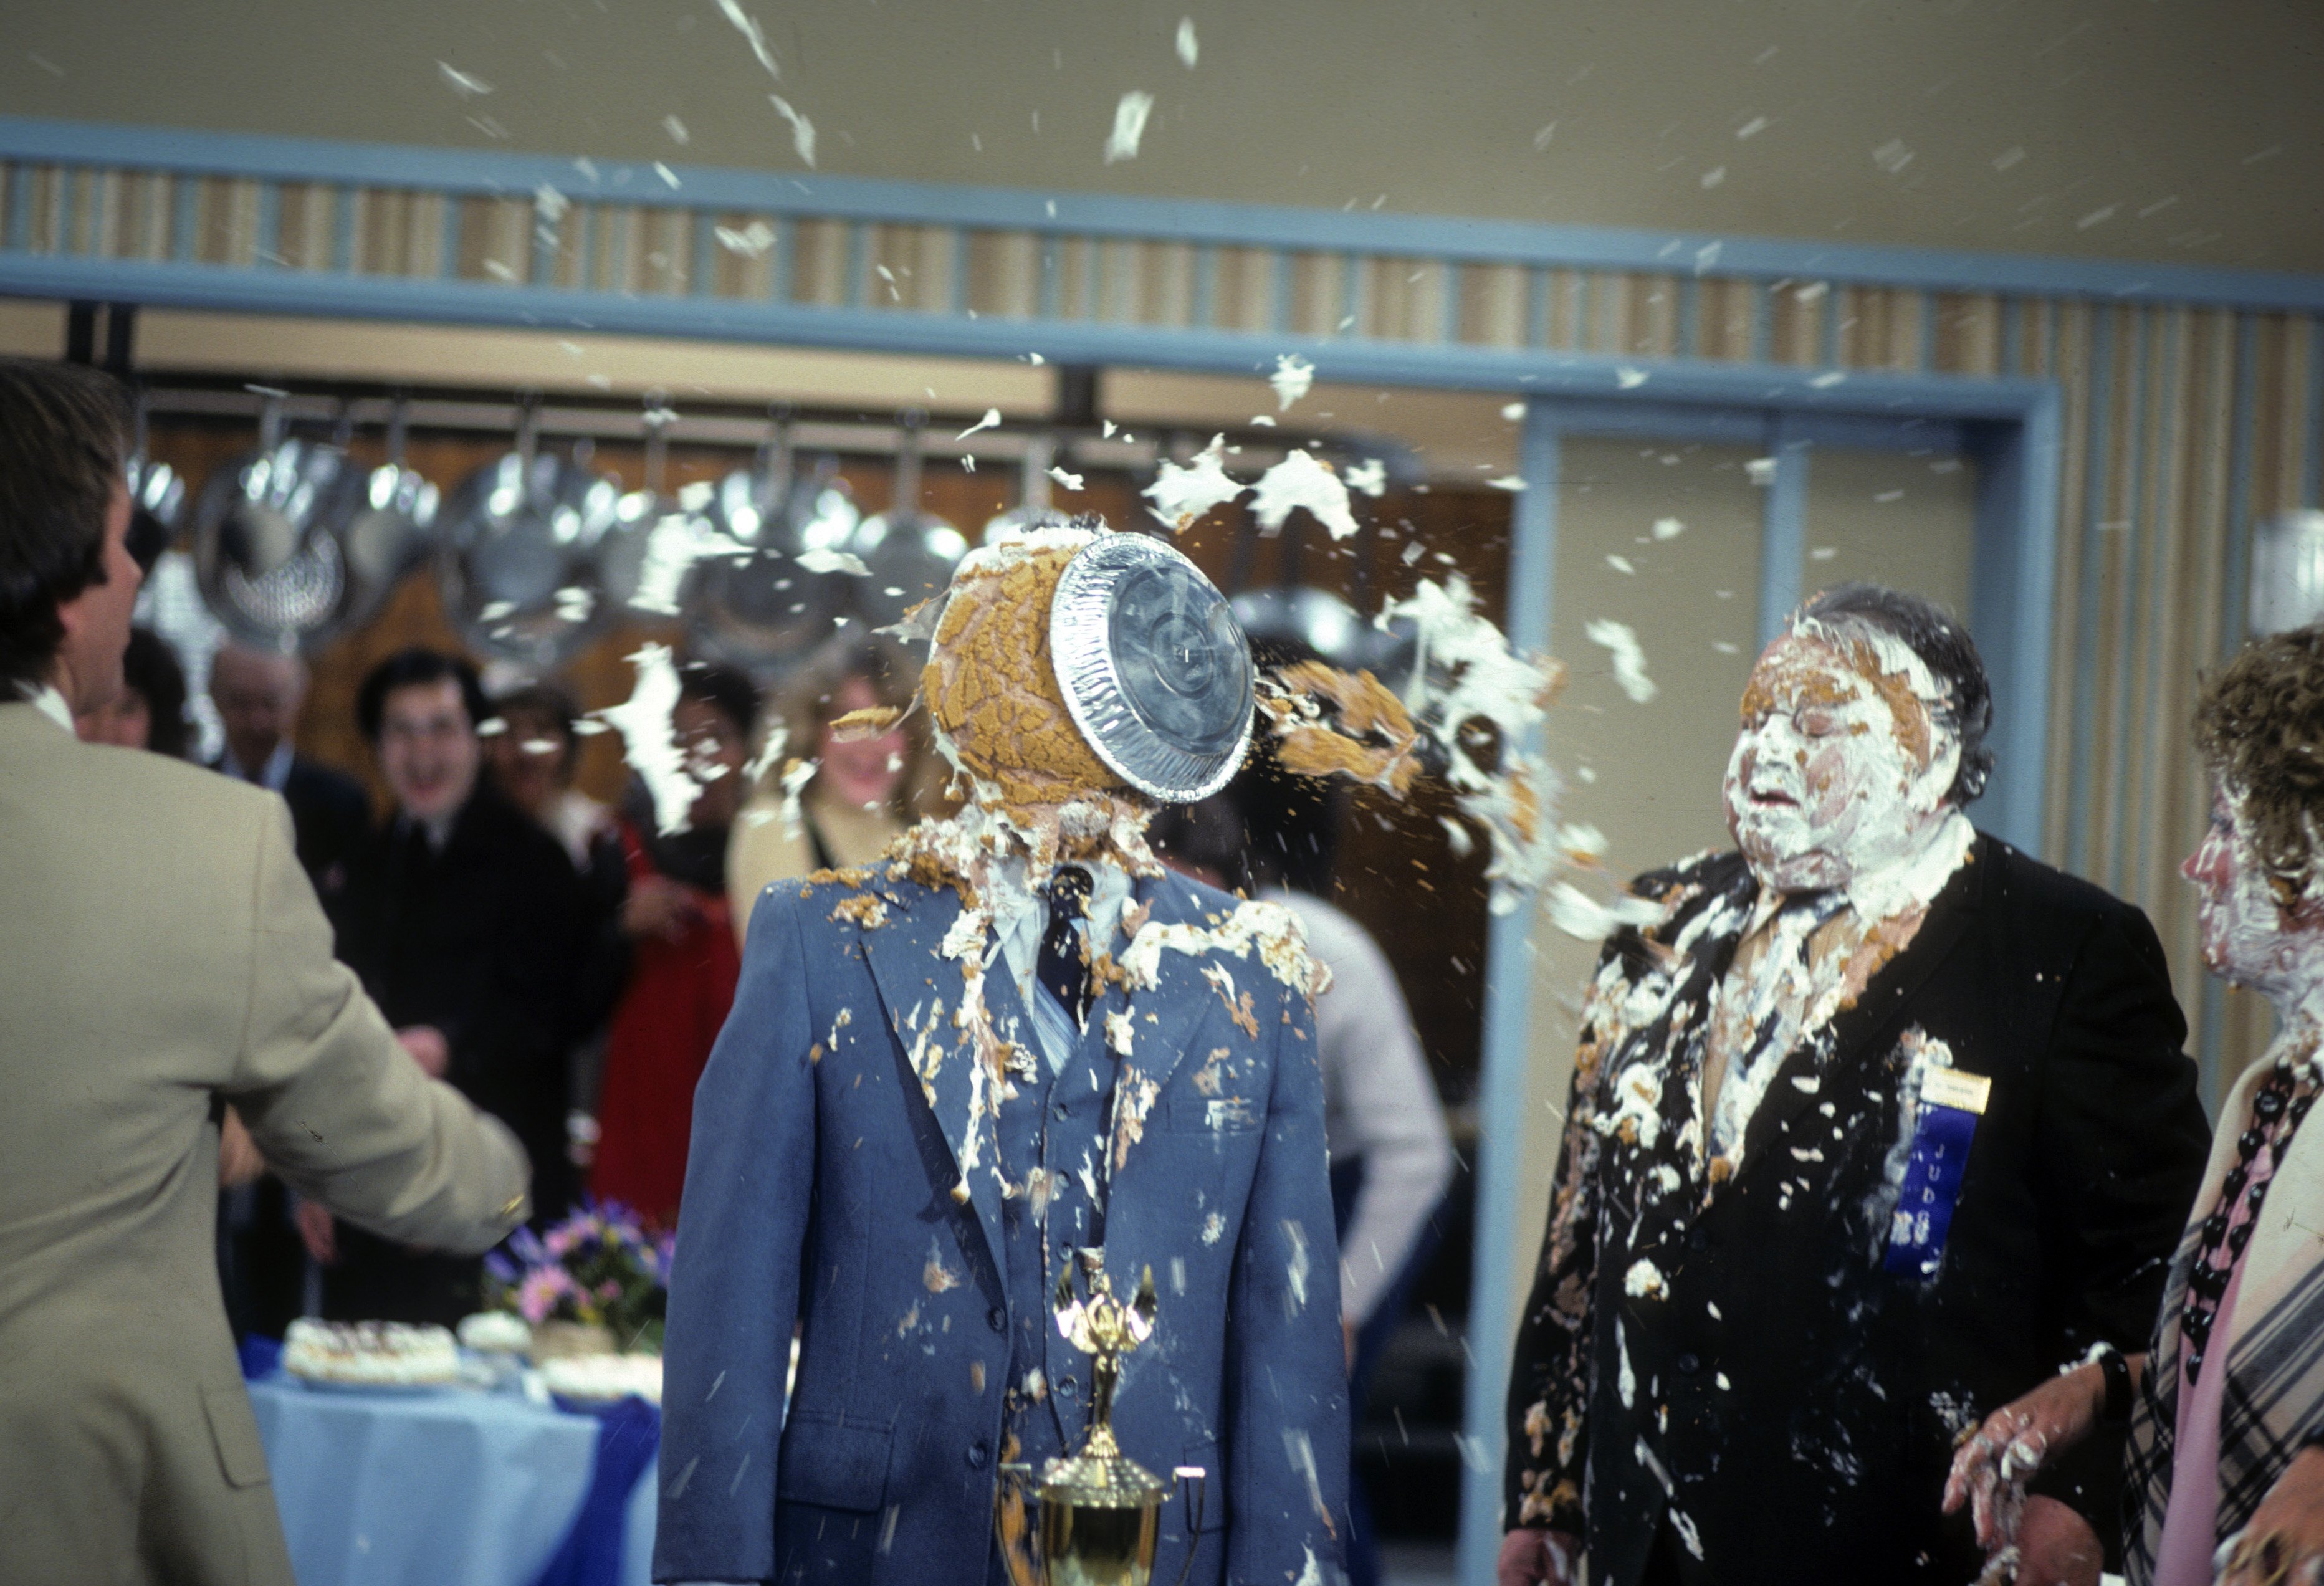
[1721,619,1965,900]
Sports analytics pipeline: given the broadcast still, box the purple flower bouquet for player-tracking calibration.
[482,1199,674,1355]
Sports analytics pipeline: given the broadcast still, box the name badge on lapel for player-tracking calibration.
[1882,1068,1991,1278]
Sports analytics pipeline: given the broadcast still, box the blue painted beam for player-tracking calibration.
[1757,416,1810,649]
[2064,308,2119,877]
[0,252,2062,422]
[1966,394,2063,861]
[1455,398,1561,1586]
[11,115,2324,313]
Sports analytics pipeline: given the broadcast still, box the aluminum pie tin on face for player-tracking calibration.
[1048,533,1255,802]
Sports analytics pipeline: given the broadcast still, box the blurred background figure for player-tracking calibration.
[208,640,368,902]
[725,633,932,944]
[309,646,586,1325]
[74,624,189,756]
[588,660,757,1230]
[1150,771,1455,1586]
[204,638,375,1342]
[486,679,623,886]
[485,679,630,1180]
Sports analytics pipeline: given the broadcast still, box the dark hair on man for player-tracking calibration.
[356,646,491,743]
[678,659,760,739]
[0,358,135,689]
[1799,582,1995,806]
[2193,623,2324,891]
[1147,794,1251,892]
[122,626,191,759]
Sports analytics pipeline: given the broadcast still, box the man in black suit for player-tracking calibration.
[1499,585,2211,1586]
[208,641,375,1340]
[209,641,369,902]
[302,646,588,1326]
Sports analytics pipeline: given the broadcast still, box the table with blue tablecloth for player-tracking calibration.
[242,1369,660,1586]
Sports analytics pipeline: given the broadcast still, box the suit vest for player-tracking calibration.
[997,1004,1120,1473]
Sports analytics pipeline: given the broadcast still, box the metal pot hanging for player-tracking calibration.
[982,432,1066,544]
[438,406,629,668]
[191,396,358,652]
[690,412,859,671]
[335,397,439,633]
[595,394,702,621]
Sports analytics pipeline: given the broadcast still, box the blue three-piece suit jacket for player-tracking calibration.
[655,864,1349,1585]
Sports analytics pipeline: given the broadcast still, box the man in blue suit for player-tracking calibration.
[656,525,1348,1586]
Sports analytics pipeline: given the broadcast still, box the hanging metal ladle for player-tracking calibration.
[845,409,968,638]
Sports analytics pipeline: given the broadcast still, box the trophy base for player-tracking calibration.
[1038,1494,1161,1586]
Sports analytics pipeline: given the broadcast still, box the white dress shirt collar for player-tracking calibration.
[220,738,296,793]
[19,682,75,734]
[988,856,1133,1075]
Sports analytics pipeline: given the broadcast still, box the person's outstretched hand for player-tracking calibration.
[218,1106,265,1188]
[2217,1446,2324,1586]
[295,1198,337,1264]
[1496,1527,1580,1586]
[1945,1364,2104,1547]
[396,1024,449,1079]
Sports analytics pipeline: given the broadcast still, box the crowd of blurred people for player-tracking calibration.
[79,620,951,1334]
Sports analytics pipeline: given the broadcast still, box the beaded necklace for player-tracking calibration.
[2179,1042,2322,1383]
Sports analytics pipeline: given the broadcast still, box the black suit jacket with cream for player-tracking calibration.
[1503,834,2211,1586]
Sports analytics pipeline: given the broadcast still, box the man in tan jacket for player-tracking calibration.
[0,359,532,1583]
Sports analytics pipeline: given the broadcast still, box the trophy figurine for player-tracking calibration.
[996,1251,1207,1586]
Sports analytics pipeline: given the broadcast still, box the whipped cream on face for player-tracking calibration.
[1723,616,1968,900]
[2190,787,2324,1060]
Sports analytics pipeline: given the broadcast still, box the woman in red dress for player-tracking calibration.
[590,662,760,1230]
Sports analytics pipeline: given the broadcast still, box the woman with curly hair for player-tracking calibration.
[1949,624,2324,1586]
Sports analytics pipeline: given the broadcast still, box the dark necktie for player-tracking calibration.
[1036,866,1094,1029]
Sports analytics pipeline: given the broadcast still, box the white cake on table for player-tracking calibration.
[281,1318,461,1387]
[456,1311,533,1356]
[538,1352,663,1405]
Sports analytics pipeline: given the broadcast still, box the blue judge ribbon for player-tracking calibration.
[1882,1066,1991,1278]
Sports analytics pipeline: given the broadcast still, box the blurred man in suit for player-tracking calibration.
[304,646,589,1324]
[209,640,369,900]
[209,639,376,1341]
[0,358,531,1584]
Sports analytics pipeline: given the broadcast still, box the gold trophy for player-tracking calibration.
[995,1251,1207,1586]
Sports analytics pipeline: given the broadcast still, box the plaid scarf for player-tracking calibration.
[2125,1046,2324,1583]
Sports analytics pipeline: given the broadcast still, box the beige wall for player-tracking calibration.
[4,1,2322,272]
[1800,449,1980,618]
